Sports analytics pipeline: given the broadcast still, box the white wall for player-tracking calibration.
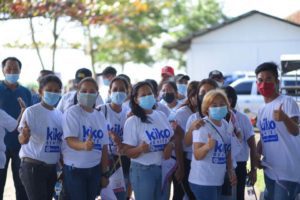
[187,13,300,81]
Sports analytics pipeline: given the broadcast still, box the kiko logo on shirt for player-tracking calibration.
[82,125,104,150]
[45,127,62,153]
[259,118,278,143]
[212,141,230,164]
[145,128,171,152]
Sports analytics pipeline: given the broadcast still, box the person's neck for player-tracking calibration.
[144,109,153,114]
[41,101,54,110]
[80,105,94,113]
[110,103,122,113]
[264,93,279,103]
[209,117,222,127]
[168,100,177,109]
[4,80,18,90]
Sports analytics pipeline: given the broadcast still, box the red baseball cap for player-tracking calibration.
[161,66,174,76]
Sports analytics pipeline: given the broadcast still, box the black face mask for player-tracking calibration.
[162,93,176,103]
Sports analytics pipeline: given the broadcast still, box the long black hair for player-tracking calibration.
[180,81,200,112]
[130,81,154,123]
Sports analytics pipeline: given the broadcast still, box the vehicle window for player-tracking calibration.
[233,81,252,95]
[282,80,300,95]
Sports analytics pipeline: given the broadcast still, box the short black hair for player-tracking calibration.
[162,81,178,93]
[2,57,22,69]
[78,77,99,91]
[39,75,62,90]
[117,74,131,85]
[255,62,278,79]
[222,86,237,108]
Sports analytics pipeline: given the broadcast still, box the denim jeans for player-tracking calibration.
[63,164,101,200]
[130,162,167,200]
[19,160,57,200]
[264,174,300,200]
[189,182,222,200]
[0,149,28,200]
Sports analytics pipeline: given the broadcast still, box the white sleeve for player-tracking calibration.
[186,114,196,132]
[0,110,17,132]
[193,127,208,143]
[175,110,185,130]
[283,97,300,119]
[240,114,254,141]
[123,117,138,146]
[96,94,104,106]
[63,109,80,139]
[56,96,65,113]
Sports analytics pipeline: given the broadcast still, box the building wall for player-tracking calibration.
[187,13,300,80]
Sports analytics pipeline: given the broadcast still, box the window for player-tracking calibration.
[233,82,252,95]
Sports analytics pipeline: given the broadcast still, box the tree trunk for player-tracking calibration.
[29,17,45,70]
[87,25,97,79]
[51,17,58,72]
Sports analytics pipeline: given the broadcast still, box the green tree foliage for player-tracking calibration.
[0,0,224,71]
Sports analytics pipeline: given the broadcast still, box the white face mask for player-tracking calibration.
[77,92,98,108]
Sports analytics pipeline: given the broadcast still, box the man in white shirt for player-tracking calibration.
[255,62,300,200]
[57,68,103,113]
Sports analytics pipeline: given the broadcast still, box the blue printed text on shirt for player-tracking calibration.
[45,127,62,153]
[82,125,104,151]
[145,128,171,152]
[259,118,278,143]
[212,141,230,164]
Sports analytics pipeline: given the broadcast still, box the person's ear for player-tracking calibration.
[38,88,43,97]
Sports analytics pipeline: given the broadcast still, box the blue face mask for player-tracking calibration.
[43,91,61,106]
[209,106,228,121]
[5,74,20,84]
[103,79,110,86]
[139,94,156,110]
[177,84,187,96]
[110,92,127,105]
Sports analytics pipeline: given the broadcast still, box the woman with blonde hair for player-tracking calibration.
[189,89,236,200]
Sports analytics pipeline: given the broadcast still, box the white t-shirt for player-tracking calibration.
[155,102,170,117]
[122,101,131,116]
[97,104,127,155]
[0,109,17,169]
[57,90,104,113]
[175,106,193,159]
[189,118,231,186]
[123,110,174,166]
[18,103,63,164]
[62,104,109,168]
[233,111,254,162]
[185,112,202,160]
[257,95,300,182]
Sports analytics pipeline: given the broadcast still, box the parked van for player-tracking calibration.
[230,76,300,118]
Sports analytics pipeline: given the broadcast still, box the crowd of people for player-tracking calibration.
[0,56,299,200]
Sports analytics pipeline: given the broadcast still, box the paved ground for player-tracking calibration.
[3,162,15,200]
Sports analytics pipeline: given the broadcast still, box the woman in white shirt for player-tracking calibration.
[97,76,130,200]
[123,81,175,200]
[62,77,109,200]
[172,81,199,200]
[189,89,236,200]
[18,75,63,200]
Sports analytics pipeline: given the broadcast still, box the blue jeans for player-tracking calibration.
[130,162,167,200]
[0,149,28,200]
[19,160,57,200]
[63,164,101,200]
[264,174,300,200]
[189,182,222,200]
